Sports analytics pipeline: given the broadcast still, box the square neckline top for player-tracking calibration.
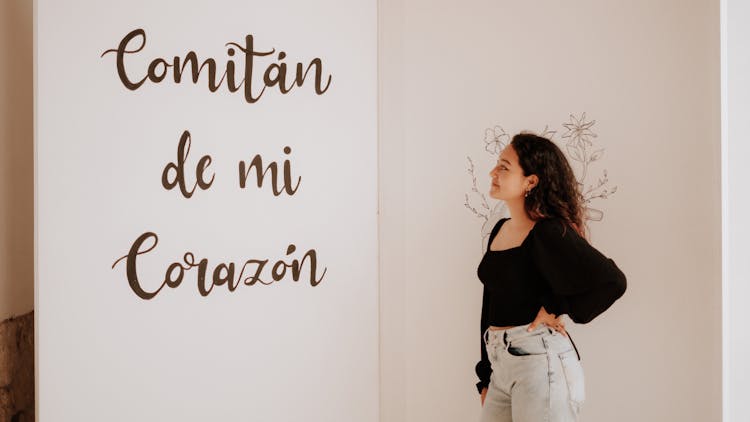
[487,218,538,253]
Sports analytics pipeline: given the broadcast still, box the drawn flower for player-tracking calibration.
[467,112,617,246]
[484,125,510,155]
[562,112,597,148]
[539,125,557,140]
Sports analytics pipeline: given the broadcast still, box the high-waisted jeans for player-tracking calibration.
[479,323,585,422]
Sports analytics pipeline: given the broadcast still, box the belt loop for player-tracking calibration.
[483,327,490,345]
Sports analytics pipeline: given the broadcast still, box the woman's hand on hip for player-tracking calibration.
[528,306,568,337]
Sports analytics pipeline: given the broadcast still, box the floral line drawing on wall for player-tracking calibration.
[464,113,618,252]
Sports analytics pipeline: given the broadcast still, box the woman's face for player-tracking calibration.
[489,145,534,201]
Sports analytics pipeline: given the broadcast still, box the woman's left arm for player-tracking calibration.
[531,218,627,324]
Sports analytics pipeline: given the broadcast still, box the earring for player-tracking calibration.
[525,188,531,198]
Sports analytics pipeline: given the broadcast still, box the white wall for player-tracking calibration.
[722,0,750,420]
[35,1,378,420]
[379,1,721,421]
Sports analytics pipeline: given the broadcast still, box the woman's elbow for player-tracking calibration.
[612,265,627,300]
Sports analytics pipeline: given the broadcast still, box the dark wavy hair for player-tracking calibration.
[510,132,587,239]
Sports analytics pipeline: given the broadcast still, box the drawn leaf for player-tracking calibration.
[590,149,604,161]
[566,144,583,162]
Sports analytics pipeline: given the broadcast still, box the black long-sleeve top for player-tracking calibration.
[474,217,627,394]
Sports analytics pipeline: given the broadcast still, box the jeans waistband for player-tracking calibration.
[483,323,549,344]
[483,323,581,360]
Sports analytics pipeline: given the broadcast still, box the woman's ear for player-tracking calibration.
[527,174,539,189]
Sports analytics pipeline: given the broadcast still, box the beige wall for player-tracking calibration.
[0,0,34,320]
[379,0,721,421]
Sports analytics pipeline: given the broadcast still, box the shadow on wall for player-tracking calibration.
[0,1,34,315]
[0,0,35,418]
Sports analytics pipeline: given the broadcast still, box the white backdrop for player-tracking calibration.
[35,1,378,421]
[378,0,721,421]
[723,0,750,420]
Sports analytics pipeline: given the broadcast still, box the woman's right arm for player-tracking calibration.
[475,285,491,395]
[476,219,506,397]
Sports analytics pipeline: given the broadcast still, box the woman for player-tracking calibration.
[476,132,627,422]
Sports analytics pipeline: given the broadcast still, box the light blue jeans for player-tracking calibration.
[479,323,585,422]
